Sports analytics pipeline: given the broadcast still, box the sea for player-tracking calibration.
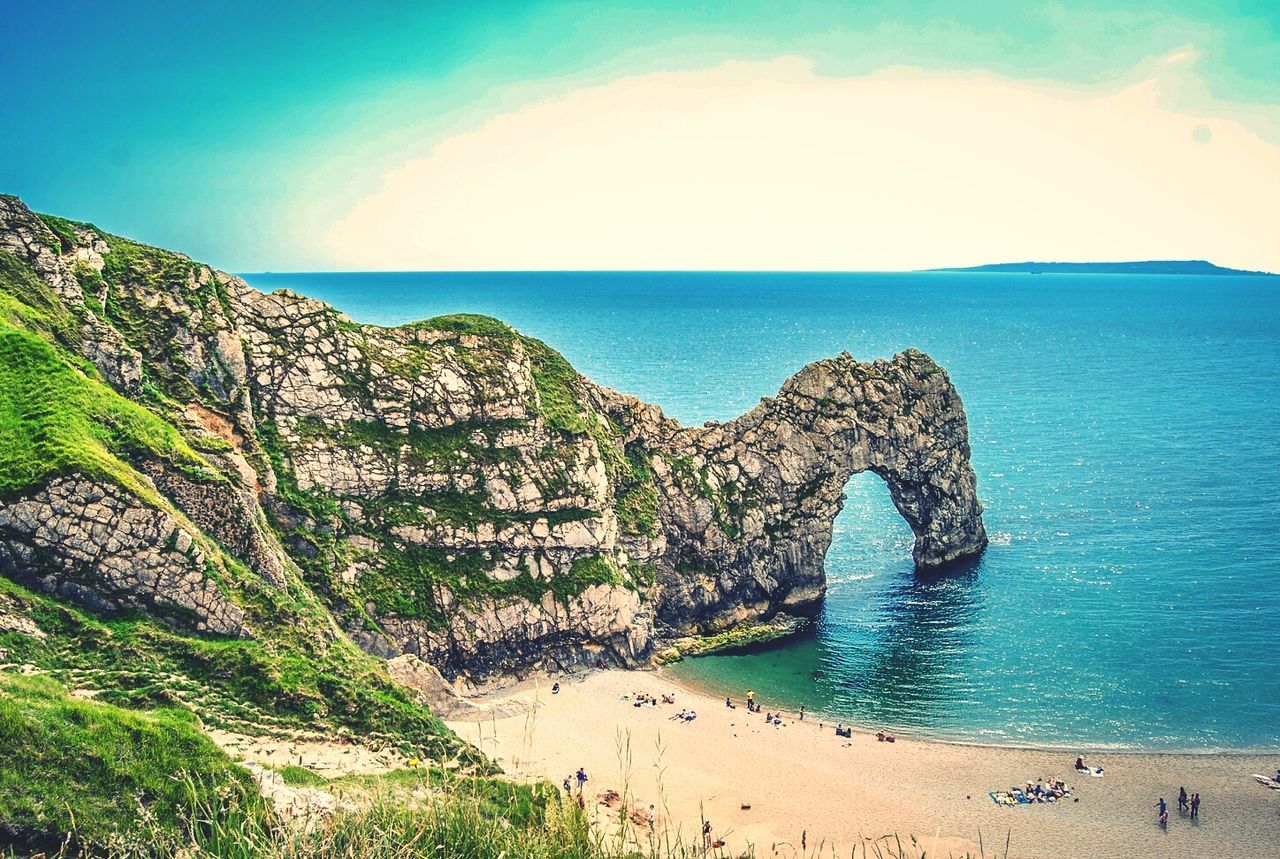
[241,270,1280,752]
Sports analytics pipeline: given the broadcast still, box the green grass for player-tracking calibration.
[585,416,659,536]
[35,213,81,254]
[410,313,518,340]
[275,765,328,787]
[0,577,482,768]
[0,250,85,348]
[522,335,590,435]
[329,416,524,470]
[0,746,1000,858]
[0,672,260,854]
[0,319,213,496]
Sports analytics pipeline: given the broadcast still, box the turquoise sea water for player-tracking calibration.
[243,271,1280,751]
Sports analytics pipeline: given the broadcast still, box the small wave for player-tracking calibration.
[829,573,875,584]
[988,531,1013,547]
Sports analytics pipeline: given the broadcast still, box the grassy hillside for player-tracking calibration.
[0,319,212,497]
[0,673,260,853]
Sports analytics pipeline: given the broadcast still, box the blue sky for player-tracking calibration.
[3,1,1278,271]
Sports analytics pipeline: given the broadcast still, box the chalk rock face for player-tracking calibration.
[0,194,986,684]
[0,478,245,635]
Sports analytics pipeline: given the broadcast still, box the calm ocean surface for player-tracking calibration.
[242,271,1280,751]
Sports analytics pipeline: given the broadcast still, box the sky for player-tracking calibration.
[2,1,1278,272]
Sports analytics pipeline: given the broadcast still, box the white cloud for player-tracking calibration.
[325,56,1280,272]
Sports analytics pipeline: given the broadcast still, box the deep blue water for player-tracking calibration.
[242,271,1280,751]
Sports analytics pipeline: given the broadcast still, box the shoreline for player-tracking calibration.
[659,663,1280,758]
[447,667,1280,859]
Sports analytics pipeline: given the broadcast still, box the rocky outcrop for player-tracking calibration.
[595,350,987,633]
[0,195,986,684]
[0,477,245,635]
[138,462,288,589]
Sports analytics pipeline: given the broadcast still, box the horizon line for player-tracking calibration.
[236,264,1279,277]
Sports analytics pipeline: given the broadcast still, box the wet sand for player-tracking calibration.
[446,669,1280,858]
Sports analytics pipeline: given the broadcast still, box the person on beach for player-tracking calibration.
[1190,793,1200,819]
[799,706,805,720]
[725,696,735,708]
[576,768,588,791]
[702,820,713,848]
[563,776,572,794]
[552,682,560,694]
[1156,797,1168,826]
[1075,756,1085,771]
[1178,787,1188,812]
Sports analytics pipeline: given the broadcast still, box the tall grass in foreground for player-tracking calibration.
[4,768,1009,859]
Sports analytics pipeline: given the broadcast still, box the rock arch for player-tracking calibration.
[637,349,988,634]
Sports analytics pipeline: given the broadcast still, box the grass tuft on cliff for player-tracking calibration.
[0,319,212,496]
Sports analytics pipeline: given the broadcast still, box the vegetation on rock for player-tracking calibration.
[0,319,210,497]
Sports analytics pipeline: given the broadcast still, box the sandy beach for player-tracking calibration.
[446,668,1280,859]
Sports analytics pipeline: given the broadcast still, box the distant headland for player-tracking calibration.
[929,260,1275,276]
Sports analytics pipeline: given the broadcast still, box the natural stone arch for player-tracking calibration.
[634,349,988,634]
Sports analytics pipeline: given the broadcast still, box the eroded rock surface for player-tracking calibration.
[0,478,245,635]
[595,351,988,633]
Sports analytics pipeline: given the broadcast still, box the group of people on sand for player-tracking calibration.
[1027,778,1070,801]
[1156,788,1201,826]
[990,776,1075,807]
[561,768,590,808]
[619,690,676,706]
[725,690,800,728]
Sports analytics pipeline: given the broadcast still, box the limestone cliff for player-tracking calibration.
[0,194,986,687]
